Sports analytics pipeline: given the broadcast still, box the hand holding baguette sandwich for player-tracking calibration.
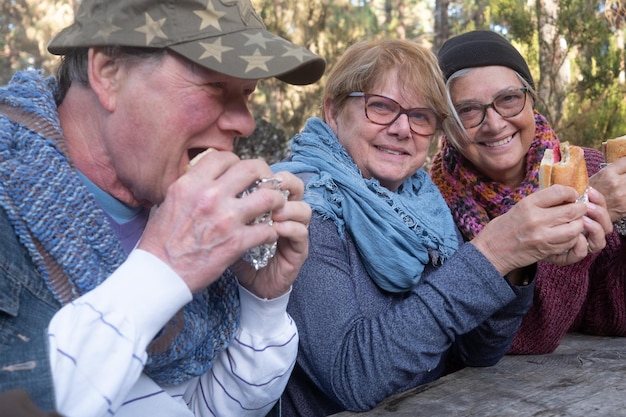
[472,185,606,269]
[537,141,612,256]
[589,135,626,223]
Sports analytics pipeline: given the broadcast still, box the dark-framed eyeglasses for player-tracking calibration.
[347,92,443,137]
[454,87,529,129]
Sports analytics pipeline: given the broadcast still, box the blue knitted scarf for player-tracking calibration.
[0,70,239,385]
[273,117,459,293]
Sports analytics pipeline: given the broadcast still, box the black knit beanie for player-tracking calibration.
[437,30,535,89]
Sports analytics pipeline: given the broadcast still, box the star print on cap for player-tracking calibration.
[47,0,325,85]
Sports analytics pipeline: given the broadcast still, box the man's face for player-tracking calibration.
[104,51,258,206]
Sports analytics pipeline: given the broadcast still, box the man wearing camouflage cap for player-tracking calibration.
[0,0,325,416]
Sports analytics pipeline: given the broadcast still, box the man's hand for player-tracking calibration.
[231,171,311,299]
[589,158,626,223]
[138,151,300,294]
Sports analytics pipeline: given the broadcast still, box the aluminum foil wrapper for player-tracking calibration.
[238,178,289,270]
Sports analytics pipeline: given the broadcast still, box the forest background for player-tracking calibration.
[3,0,626,164]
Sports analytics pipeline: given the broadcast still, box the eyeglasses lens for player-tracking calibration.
[456,89,527,128]
[364,95,438,136]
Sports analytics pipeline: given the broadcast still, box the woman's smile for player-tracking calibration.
[482,135,514,148]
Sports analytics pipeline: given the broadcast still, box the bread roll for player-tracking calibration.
[539,141,588,196]
[602,135,626,163]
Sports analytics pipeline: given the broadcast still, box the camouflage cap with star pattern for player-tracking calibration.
[47,0,326,85]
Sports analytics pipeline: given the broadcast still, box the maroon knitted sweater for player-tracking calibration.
[509,147,626,354]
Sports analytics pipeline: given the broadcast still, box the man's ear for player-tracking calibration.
[87,47,121,112]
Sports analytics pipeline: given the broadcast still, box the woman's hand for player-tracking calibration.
[471,185,608,276]
[542,187,611,264]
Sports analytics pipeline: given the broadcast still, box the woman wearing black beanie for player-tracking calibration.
[430,30,626,354]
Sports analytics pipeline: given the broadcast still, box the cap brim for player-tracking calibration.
[48,26,325,86]
[169,29,325,86]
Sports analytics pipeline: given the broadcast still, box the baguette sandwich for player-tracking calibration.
[539,141,589,196]
[602,135,626,163]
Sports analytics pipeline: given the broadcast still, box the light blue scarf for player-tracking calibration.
[273,117,459,292]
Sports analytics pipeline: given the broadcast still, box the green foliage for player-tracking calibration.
[0,0,74,84]
[559,0,617,96]
[492,0,534,43]
[559,0,608,43]
[488,0,626,148]
[560,82,626,147]
[555,0,626,146]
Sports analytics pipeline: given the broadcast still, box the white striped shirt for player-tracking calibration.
[48,249,297,417]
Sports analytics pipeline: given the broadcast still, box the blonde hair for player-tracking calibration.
[322,39,448,135]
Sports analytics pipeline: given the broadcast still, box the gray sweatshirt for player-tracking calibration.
[281,212,534,416]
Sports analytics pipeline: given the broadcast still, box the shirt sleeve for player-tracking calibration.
[183,285,298,416]
[48,249,192,417]
[48,249,297,417]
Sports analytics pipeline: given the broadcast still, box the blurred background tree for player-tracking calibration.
[2,0,626,163]
[1,0,74,85]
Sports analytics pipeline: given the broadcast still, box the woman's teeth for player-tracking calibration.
[376,146,402,155]
[484,136,513,147]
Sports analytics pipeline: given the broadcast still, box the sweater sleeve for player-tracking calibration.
[580,147,626,336]
[508,258,593,354]
[288,214,533,412]
[578,231,626,335]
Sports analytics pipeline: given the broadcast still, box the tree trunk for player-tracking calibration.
[536,0,569,126]
[434,0,450,48]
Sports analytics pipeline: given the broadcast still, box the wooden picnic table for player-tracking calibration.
[331,333,626,417]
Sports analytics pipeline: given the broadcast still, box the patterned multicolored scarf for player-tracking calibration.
[0,70,239,386]
[430,111,560,240]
